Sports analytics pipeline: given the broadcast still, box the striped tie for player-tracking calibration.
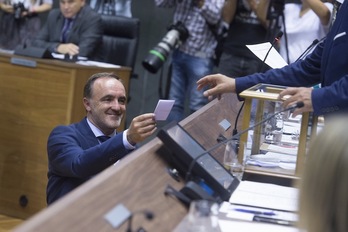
[61,18,73,43]
[98,135,111,143]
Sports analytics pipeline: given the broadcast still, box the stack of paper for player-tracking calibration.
[218,181,300,232]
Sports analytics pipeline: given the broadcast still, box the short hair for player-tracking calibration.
[83,72,122,98]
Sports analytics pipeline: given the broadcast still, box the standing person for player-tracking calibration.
[0,0,53,50]
[219,0,270,77]
[154,0,225,122]
[31,0,103,60]
[298,116,348,232]
[87,0,132,17]
[279,0,333,64]
[47,72,157,205]
[196,0,348,117]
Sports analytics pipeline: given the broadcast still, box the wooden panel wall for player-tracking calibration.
[0,53,131,219]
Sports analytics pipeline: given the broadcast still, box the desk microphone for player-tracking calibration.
[294,37,324,63]
[259,31,283,72]
[234,31,284,136]
[185,101,304,182]
[126,210,154,232]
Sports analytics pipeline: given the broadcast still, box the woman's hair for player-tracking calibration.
[298,116,348,232]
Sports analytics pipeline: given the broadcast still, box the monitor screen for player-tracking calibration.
[157,122,240,201]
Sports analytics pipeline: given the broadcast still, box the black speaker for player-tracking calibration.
[14,46,53,59]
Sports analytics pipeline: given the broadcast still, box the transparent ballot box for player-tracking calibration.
[238,84,319,179]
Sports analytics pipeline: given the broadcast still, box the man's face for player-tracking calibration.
[83,77,127,135]
[60,0,85,19]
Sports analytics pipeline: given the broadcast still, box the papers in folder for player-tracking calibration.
[229,181,298,212]
[218,181,300,232]
[246,42,288,69]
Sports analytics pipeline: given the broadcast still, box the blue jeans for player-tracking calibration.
[167,50,214,122]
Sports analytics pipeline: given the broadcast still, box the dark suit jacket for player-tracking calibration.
[31,5,103,59]
[46,117,131,205]
[235,0,348,116]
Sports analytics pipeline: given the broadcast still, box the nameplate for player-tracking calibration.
[11,57,37,68]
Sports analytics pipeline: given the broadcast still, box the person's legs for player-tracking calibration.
[167,50,188,122]
[218,52,242,77]
[218,52,261,77]
[187,54,213,113]
[218,52,262,125]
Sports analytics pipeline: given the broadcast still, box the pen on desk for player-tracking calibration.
[253,216,296,227]
[234,208,276,216]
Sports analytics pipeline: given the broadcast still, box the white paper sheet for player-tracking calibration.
[246,42,288,69]
[219,219,300,232]
[153,99,175,121]
[229,181,299,212]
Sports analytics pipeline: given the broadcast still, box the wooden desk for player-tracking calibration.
[12,93,242,231]
[182,93,298,186]
[181,93,244,163]
[13,139,188,232]
[0,53,131,219]
[11,90,302,232]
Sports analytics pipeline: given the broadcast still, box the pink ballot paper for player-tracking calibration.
[154,99,175,121]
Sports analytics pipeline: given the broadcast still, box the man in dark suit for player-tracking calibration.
[197,0,348,118]
[31,0,102,59]
[46,72,157,205]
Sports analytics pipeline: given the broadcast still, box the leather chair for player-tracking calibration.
[99,15,140,77]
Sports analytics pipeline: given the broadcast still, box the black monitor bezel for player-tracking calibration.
[157,121,240,201]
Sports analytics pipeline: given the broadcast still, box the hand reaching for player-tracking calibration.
[197,73,236,100]
[127,113,157,145]
[278,87,313,117]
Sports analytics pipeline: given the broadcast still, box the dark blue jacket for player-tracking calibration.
[236,0,348,116]
[46,117,130,205]
[32,5,103,59]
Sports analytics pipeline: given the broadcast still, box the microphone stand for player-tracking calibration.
[294,37,324,63]
[259,31,283,72]
[232,31,284,136]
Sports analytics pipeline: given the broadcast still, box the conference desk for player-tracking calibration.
[0,52,131,219]
[11,93,244,231]
[12,92,299,231]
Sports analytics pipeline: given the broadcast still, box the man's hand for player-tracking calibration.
[278,87,313,117]
[56,43,79,56]
[127,113,157,145]
[197,73,236,100]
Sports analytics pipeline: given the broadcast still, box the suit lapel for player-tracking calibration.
[76,118,100,147]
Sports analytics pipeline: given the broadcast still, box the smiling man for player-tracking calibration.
[31,0,103,59]
[46,73,157,205]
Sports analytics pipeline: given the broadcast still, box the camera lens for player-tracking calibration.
[142,21,189,74]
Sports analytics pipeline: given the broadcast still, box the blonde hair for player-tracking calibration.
[298,116,348,232]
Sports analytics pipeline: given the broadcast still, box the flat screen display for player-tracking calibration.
[157,122,240,201]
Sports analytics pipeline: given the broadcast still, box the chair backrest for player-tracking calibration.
[99,15,140,72]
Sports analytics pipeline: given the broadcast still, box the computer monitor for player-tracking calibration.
[157,121,240,201]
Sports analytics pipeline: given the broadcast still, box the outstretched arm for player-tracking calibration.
[197,73,236,100]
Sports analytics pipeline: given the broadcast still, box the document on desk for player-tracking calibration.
[217,181,300,232]
[218,219,299,232]
[246,152,297,170]
[219,202,298,224]
[76,60,121,68]
[229,181,298,212]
